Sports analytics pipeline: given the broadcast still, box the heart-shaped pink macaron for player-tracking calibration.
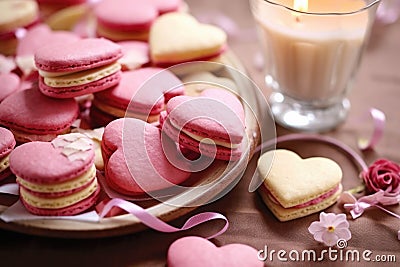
[92,67,184,124]
[102,118,190,196]
[161,88,246,161]
[167,236,263,267]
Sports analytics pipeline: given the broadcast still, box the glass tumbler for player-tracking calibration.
[250,0,381,132]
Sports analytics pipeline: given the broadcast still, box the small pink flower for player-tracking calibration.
[361,159,400,197]
[308,212,351,247]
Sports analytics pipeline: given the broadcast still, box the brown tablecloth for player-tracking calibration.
[1,1,400,266]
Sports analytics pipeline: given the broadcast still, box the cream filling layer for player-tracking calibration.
[42,62,121,87]
[39,69,79,78]
[169,118,239,149]
[17,165,96,193]
[262,183,342,209]
[0,155,10,173]
[20,178,98,209]
[11,128,70,143]
[92,99,159,123]
[97,24,149,41]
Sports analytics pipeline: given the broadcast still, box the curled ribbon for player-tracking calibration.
[341,191,400,220]
[357,108,386,151]
[99,198,229,239]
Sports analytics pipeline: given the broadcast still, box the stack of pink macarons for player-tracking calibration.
[11,133,101,216]
[0,35,125,143]
[0,0,244,218]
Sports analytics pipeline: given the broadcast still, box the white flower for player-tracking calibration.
[308,212,351,247]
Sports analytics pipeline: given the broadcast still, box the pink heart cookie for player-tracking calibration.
[92,67,184,125]
[0,88,79,143]
[167,236,263,267]
[102,118,190,196]
[161,88,246,161]
[10,133,100,216]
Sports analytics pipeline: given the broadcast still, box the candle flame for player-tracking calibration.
[293,0,308,12]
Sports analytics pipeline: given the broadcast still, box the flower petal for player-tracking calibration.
[319,212,327,222]
[308,221,325,234]
[332,213,347,227]
[321,232,339,247]
[322,213,337,225]
[313,230,325,243]
[335,228,352,241]
[335,220,349,229]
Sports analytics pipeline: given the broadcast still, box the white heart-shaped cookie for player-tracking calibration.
[149,12,227,64]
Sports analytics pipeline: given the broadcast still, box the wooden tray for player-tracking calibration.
[0,51,269,238]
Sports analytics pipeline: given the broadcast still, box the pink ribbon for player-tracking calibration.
[342,191,400,219]
[357,108,386,151]
[99,198,229,239]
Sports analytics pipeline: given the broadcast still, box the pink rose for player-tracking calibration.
[361,159,400,197]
